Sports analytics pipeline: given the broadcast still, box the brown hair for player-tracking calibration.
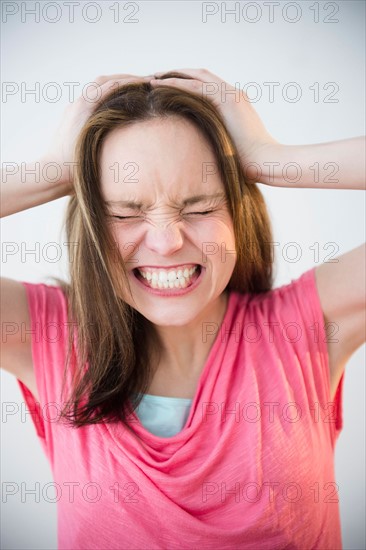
[55,72,274,428]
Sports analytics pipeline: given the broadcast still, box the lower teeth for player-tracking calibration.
[153,281,185,289]
[150,277,189,289]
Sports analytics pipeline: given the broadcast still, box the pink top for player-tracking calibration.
[18,266,344,550]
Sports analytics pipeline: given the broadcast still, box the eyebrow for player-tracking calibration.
[104,192,226,209]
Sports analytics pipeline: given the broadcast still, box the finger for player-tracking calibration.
[154,68,221,83]
[150,78,203,93]
[151,76,218,93]
[92,74,154,86]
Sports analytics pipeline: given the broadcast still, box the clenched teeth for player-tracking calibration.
[136,265,199,289]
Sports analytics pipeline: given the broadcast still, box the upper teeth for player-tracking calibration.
[138,266,198,281]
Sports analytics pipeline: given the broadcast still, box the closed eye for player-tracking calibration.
[184,210,214,216]
[112,215,142,220]
[111,210,215,221]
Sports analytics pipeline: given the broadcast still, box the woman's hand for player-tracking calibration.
[39,73,153,194]
[150,68,280,184]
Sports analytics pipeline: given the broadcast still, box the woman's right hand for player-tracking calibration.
[38,73,153,195]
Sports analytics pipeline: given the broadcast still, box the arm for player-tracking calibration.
[150,69,366,397]
[0,279,39,399]
[1,159,72,218]
[0,155,71,398]
[151,70,364,190]
[252,138,365,396]
[1,73,153,218]
[315,244,366,399]
[1,73,152,392]
[0,156,73,396]
[250,137,366,190]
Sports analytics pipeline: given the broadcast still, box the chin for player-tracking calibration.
[138,308,200,328]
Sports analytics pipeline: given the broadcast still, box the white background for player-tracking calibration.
[1,1,365,548]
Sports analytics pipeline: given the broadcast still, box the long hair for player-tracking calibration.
[55,72,275,428]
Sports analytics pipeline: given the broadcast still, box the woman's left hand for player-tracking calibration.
[150,68,280,184]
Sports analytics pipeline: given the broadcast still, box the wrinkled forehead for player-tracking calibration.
[99,117,224,203]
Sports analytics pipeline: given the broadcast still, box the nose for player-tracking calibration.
[144,222,184,256]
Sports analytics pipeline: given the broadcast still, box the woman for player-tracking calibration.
[1,69,365,549]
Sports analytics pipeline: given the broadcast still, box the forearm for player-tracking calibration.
[0,159,72,218]
[251,137,365,190]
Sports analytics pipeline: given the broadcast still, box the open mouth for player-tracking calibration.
[133,264,202,290]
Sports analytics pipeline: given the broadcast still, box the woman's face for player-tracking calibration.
[99,116,237,327]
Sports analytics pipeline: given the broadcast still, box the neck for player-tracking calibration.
[149,291,229,380]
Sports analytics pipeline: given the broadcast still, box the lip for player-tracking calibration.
[131,265,204,297]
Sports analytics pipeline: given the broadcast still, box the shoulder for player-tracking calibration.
[232,268,317,313]
[21,280,70,319]
[229,268,326,353]
[1,279,70,402]
[19,280,72,362]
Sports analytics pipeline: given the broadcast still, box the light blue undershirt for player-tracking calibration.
[133,393,193,438]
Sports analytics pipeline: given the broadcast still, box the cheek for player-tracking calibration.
[195,219,236,246]
[192,220,237,267]
[109,225,141,265]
